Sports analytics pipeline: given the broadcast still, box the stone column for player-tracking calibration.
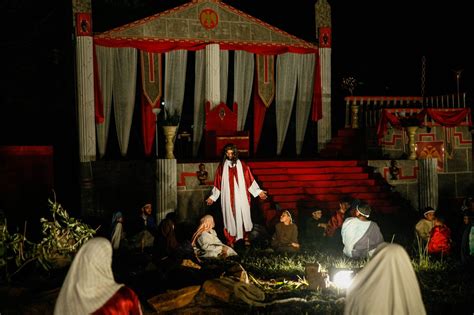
[205,44,220,109]
[315,0,332,152]
[76,36,96,162]
[418,158,438,211]
[72,0,95,162]
[73,0,95,216]
[156,159,177,223]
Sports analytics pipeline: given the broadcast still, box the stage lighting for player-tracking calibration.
[329,267,354,289]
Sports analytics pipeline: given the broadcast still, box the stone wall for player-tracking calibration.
[368,160,419,211]
[369,156,473,213]
[176,162,219,223]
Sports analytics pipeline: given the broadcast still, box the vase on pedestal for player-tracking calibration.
[162,125,178,159]
[351,104,359,129]
[406,126,418,160]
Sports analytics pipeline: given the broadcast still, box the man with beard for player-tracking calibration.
[206,143,267,247]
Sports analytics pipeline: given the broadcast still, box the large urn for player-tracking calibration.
[162,125,178,159]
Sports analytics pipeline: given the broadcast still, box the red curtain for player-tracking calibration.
[141,96,158,156]
[253,79,267,155]
[426,108,471,126]
[377,108,472,142]
[93,46,105,124]
[311,51,322,122]
[140,51,162,156]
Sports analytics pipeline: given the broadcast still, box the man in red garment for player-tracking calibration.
[206,143,267,247]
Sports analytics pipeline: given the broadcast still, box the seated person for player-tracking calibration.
[271,210,300,253]
[415,207,436,243]
[428,216,452,256]
[54,237,142,315]
[305,209,326,245]
[341,202,384,259]
[461,214,474,265]
[191,215,237,259]
[130,203,158,250]
[344,243,426,315]
[153,212,179,262]
[110,211,125,250]
[324,197,352,237]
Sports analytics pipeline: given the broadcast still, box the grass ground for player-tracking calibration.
[1,208,473,315]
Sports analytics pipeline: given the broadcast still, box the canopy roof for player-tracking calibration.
[94,0,318,54]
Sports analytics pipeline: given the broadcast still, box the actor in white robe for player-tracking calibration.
[341,203,384,258]
[206,144,267,246]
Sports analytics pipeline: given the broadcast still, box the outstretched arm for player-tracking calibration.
[206,186,220,205]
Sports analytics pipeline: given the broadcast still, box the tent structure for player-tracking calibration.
[77,0,331,161]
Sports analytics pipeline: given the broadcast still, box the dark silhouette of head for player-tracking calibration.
[222,143,239,165]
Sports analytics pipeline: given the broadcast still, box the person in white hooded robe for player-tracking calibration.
[54,237,142,315]
[344,243,426,315]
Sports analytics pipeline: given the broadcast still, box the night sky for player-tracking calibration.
[2,0,472,145]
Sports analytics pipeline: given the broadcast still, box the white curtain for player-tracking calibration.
[220,50,229,104]
[95,46,115,158]
[275,53,298,155]
[193,50,206,157]
[164,50,188,118]
[112,48,137,156]
[233,50,254,131]
[295,53,315,155]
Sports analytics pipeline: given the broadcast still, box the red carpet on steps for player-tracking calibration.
[247,160,401,225]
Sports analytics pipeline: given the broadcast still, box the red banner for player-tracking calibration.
[256,55,275,108]
[140,51,162,107]
[319,27,331,48]
[140,51,162,156]
[76,13,92,37]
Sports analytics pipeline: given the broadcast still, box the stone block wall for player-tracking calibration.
[368,160,419,211]
[176,162,219,223]
[369,154,473,213]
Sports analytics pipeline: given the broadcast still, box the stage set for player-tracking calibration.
[65,0,472,227]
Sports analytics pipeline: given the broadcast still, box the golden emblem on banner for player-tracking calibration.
[200,9,218,29]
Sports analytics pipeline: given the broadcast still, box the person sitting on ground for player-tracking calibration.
[341,202,384,259]
[131,203,158,250]
[428,215,452,256]
[271,210,300,253]
[415,207,436,244]
[461,214,474,265]
[305,209,327,246]
[110,211,125,251]
[54,237,142,315]
[191,214,237,259]
[344,243,426,315]
[324,197,352,237]
[153,211,179,262]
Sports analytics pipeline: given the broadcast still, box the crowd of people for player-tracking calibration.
[50,144,473,314]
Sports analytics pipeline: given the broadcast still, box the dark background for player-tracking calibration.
[1,0,472,224]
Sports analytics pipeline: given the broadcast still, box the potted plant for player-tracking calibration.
[161,109,181,126]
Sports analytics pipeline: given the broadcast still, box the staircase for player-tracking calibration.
[248,160,402,225]
[319,128,364,159]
